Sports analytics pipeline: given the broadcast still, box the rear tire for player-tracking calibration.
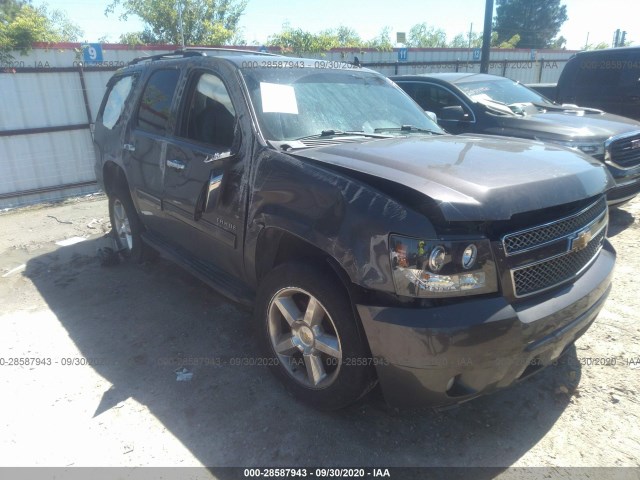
[108,187,147,263]
[255,262,376,410]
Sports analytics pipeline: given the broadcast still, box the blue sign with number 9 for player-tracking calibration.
[83,44,103,64]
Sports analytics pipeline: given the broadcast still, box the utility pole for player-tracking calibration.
[178,0,186,49]
[466,23,473,70]
[480,0,493,73]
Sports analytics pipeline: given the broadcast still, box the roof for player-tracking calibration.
[122,48,369,73]
[390,72,509,84]
[573,45,640,57]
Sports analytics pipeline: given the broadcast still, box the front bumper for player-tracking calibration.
[606,165,640,205]
[357,241,615,408]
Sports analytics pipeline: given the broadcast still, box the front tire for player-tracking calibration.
[256,262,376,410]
[108,187,146,263]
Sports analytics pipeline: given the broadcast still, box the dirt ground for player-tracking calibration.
[0,193,638,476]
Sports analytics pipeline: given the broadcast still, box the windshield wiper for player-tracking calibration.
[295,130,390,141]
[373,125,442,135]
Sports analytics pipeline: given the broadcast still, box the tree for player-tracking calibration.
[266,24,337,54]
[550,35,566,49]
[584,42,609,50]
[449,31,483,48]
[1,0,82,61]
[491,31,521,48]
[106,0,247,45]
[333,26,362,48]
[1,0,28,21]
[363,26,393,51]
[406,23,447,48]
[493,0,568,49]
[266,24,392,54]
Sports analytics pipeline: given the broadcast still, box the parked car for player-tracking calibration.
[94,49,615,410]
[528,46,640,122]
[391,72,640,206]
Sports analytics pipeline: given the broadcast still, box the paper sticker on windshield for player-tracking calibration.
[260,82,298,114]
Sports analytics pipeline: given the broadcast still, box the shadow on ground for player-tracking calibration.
[608,206,636,237]
[25,238,583,471]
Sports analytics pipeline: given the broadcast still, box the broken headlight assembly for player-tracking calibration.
[389,235,498,298]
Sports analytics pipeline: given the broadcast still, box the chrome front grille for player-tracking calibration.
[502,197,608,298]
[606,132,640,169]
[502,197,607,256]
[512,229,606,297]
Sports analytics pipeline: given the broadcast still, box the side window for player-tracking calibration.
[136,69,180,135]
[101,75,135,130]
[181,73,236,148]
[410,84,469,119]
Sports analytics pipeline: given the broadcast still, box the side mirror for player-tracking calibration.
[439,105,466,122]
[425,111,438,123]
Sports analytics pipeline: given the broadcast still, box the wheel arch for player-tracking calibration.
[254,227,353,293]
[253,227,373,347]
[102,161,129,197]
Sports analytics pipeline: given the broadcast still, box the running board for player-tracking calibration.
[141,232,255,308]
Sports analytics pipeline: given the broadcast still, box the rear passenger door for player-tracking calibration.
[161,65,248,278]
[125,68,181,234]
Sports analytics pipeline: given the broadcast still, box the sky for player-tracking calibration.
[41,0,638,50]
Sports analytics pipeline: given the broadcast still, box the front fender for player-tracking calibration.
[244,148,436,293]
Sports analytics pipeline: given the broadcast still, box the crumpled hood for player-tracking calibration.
[291,135,613,221]
[493,110,640,141]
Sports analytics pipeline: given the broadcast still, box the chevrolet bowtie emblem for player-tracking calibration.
[570,228,592,252]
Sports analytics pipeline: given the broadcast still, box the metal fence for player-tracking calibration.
[0,44,575,209]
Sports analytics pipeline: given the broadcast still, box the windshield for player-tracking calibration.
[457,78,552,106]
[241,67,444,141]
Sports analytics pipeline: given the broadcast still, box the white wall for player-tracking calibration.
[0,44,575,208]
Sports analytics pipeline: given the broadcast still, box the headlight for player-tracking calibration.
[537,138,605,157]
[390,235,498,298]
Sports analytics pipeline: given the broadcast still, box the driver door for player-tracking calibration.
[161,68,247,277]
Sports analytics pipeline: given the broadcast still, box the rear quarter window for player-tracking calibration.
[100,75,136,130]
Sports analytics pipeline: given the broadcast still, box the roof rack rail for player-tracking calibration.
[128,50,204,65]
[127,47,277,66]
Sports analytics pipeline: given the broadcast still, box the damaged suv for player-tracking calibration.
[94,50,615,410]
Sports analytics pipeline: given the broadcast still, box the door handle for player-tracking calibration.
[166,159,186,171]
[123,143,136,152]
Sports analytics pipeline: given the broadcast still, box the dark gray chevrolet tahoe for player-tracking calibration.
[93,50,616,410]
